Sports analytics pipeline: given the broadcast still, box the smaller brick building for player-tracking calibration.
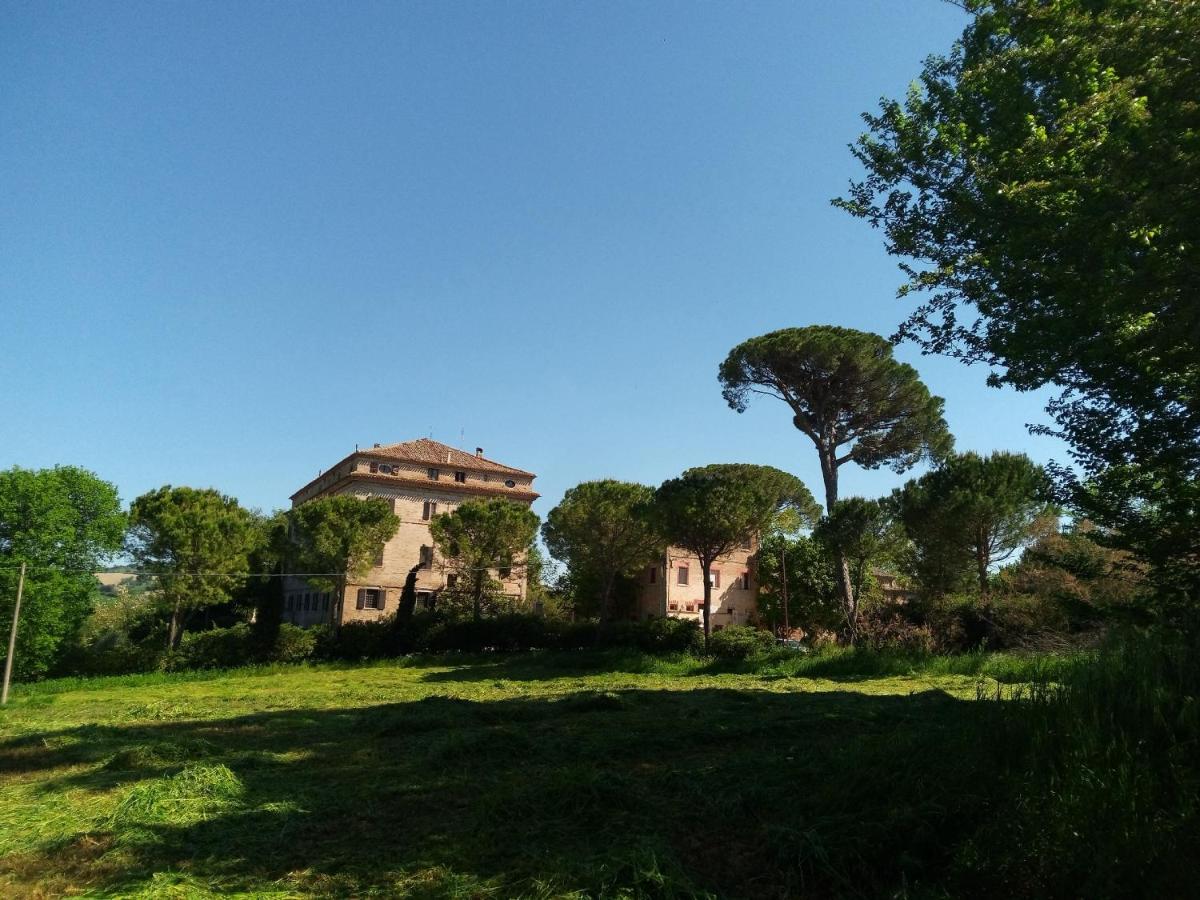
[634,541,759,629]
[283,438,538,627]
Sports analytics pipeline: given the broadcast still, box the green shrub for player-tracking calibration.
[167,624,253,671]
[707,625,773,659]
[267,623,317,663]
[598,618,702,655]
[315,619,395,660]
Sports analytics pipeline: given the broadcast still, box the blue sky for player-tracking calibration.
[2,1,1068,519]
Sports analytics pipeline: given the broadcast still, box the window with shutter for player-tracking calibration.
[376,590,386,611]
[677,566,689,585]
[419,545,433,569]
[356,589,367,610]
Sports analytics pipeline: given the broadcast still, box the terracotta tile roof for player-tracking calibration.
[365,438,535,477]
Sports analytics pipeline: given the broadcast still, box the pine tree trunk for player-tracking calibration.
[701,561,713,649]
[819,447,858,643]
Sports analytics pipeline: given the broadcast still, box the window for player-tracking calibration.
[739,537,753,550]
[422,500,438,520]
[427,467,440,481]
[504,479,516,488]
[419,545,433,569]
[369,461,379,473]
[498,565,511,579]
[454,471,466,483]
[685,603,695,613]
[374,547,385,567]
[709,570,721,588]
[356,588,382,610]
[379,464,392,474]
[417,591,433,609]
[669,602,679,611]
[741,572,751,590]
[677,565,689,585]
[446,573,458,588]
[648,566,657,584]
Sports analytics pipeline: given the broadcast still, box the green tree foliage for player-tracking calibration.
[542,480,665,626]
[755,532,841,636]
[654,464,817,644]
[890,452,1054,599]
[0,466,125,679]
[719,325,952,622]
[127,486,261,649]
[429,498,539,621]
[836,0,1200,595]
[286,495,400,622]
[814,497,904,637]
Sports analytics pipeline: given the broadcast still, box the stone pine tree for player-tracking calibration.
[429,498,539,622]
[813,497,901,637]
[653,464,818,647]
[542,480,665,627]
[0,466,125,679]
[127,486,261,650]
[890,452,1055,599]
[286,495,400,625]
[719,326,952,637]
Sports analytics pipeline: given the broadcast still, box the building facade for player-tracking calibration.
[634,542,759,629]
[283,438,538,627]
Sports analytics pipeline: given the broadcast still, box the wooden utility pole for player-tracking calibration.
[2,562,28,706]
[781,542,790,639]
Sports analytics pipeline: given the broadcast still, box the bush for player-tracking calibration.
[314,619,394,661]
[598,617,703,655]
[707,625,774,659]
[168,624,253,671]
[269,623,317,663]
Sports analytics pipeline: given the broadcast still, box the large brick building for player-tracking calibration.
[283,438,538,626]
[634,543,759,629]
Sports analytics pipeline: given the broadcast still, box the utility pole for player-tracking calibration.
[2,562,27,706]
[781,542,790,639]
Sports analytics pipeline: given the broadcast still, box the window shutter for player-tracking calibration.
[356,589,366,610]
[377,590,386,611]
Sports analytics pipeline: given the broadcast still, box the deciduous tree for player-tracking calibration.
[0,466,125,679]
[835,0,1200,595]
[542,480,664,627]
[719,326,952,627]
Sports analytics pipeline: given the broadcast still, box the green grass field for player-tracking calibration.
[0,650,1060,898]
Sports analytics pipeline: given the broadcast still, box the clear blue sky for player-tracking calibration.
[2,0,1068,519]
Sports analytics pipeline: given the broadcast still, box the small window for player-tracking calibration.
[379,463,392,475]
[741,572,750,590]
[668,602,678,611]
[709,570,720,588]
[369,461,379,473]
[446,573,458,588]
[419,545,433,569]
[677,566,689,586]
[427,468,440,481]
[498,565,511,579]
[422,500,438,520]
[374,547,384,567]
[417,591,433,609]
[648,566,657,584]
[454,471,466,483]
[357,588,382,610]
[504,479,516,488]
[739,536,753,550]
[685,603,695,613]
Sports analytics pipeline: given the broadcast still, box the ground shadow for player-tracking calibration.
[0,685,1003,898]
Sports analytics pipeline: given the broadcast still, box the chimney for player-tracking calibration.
[475,447,483,458]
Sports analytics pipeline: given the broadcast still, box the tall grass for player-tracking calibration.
[962,628,1200,897]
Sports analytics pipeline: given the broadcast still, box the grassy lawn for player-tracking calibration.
[0,650,1042,898]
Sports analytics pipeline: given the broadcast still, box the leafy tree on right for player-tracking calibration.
[835,0,1200,598]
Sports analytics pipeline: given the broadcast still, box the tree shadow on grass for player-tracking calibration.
[0,686,1005,898]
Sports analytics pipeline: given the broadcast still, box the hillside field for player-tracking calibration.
[0,650,1054,898]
